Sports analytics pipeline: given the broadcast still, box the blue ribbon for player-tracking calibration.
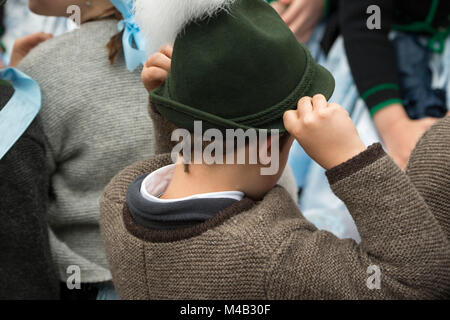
[0,68,42,160]
[110,0,148,72]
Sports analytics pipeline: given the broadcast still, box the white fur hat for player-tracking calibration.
[134,0,236,54]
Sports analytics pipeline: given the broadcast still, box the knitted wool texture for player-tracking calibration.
[17,20,154,283]
[101,122,450,299]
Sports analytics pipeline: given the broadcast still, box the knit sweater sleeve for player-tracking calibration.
[340,0,403,116]
[406,117,450,240]
[266,143,450,299]
[0,113,59,299]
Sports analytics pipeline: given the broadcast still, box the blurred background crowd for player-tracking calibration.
[0,0,449,300]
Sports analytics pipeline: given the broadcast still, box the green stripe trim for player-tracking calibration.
[392,0,441,35]
[425,0,440,25]
[369,99,403,117]
[361,83,400,101]
[392,22,434,34]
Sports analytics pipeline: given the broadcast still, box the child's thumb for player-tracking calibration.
[283,110,300,135]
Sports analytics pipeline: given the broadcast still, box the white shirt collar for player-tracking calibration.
[140,164,245,203]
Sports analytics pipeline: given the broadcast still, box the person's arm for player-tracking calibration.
[9,32,52,68]
[275,95,450,299]
[0,33,58,299]
[372,104,437,169]
[340,0,401,115]
[0,112,59,299]
[340,0,440,169]
[267,144,450,299]
[271,0,330,43]
[406,116,450,240]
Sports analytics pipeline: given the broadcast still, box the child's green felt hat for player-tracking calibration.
[149,0,335,133]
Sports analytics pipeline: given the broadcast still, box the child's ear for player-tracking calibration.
[266,135,272,147]
[262,135,276,157]
[265,136,274,157]
[265,134,286,151]
[269,134,295,157]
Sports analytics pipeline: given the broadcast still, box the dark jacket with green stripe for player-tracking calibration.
[323,0,449,115]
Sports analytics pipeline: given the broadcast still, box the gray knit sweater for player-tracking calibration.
[18,20,154,283]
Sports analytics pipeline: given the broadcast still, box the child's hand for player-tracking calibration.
[141,45,173,92]
[9,32,53,68]
[284,94,366,170]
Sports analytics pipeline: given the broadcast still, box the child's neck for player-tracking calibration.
[160,163,246,200]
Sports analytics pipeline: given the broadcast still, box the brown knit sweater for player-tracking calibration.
[100,118,450,300]
[406,118,450,241]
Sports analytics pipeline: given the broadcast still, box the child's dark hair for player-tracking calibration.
[165,122,291,173]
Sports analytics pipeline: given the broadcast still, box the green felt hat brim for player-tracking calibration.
[150,47,335,134]
[262,63,335,132]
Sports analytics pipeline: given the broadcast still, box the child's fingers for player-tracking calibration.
[154,53,171,71]
[141,67,168,91]
[283,110,300,135]
[144,52,162,68]
[297,96,313,118]
[159,44,173,59]
[145,52,171,71]
[312,94,327,110]
[142,67,168,82]
[144,55,151,68]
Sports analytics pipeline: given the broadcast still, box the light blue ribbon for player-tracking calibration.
[110,0,148,72]
[0,68,42,160]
